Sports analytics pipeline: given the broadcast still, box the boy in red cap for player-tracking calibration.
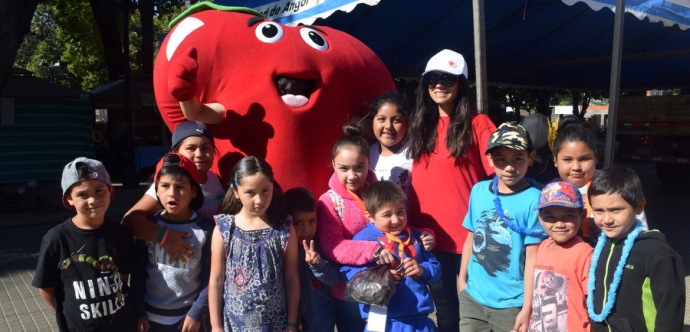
[134,153,214,332]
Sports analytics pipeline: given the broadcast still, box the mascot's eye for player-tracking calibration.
[255,22,285,44]
[300,28,328,51]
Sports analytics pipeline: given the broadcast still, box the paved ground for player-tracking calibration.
[1,161,689,331]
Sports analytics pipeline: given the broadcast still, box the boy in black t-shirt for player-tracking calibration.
[32,157,139,331]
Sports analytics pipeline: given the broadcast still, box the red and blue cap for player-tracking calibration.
[537,181,584,210]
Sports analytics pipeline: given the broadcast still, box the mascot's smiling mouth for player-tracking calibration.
[277,76,316,108]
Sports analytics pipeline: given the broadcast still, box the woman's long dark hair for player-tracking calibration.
[220,156,285,228]
[407,75,473,161]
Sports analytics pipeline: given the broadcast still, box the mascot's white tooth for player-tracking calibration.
[166,17,204,61]
[282,94,309,108]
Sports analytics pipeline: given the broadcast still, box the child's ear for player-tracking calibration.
[108,186,116,203]
[65,195,75,207]
[528,150,536,166]
[635,198,646,214]
[364,211,373,222]
[233,188,239,199]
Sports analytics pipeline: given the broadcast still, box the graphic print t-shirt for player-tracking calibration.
[32,219,137,331]
[529,237,592,332]
[462,180,542,309]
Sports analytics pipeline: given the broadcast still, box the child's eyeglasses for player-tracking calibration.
[423,73,458,88]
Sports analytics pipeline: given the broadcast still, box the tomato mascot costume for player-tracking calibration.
[154,3,395,192]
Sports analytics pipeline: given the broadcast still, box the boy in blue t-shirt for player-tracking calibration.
[458,123,545,332]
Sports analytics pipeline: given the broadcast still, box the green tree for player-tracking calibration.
[13,0,190,91]
[0,0,40,91]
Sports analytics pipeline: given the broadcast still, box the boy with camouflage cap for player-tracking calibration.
[458,122,545,332]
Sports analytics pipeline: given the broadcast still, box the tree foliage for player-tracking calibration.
[12,0,191,91]
[0,0,40,91]
[489,85,608,120]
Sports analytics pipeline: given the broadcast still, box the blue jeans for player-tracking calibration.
[428,251,461,332]
[335,297,365,332]
[304,286,337,331]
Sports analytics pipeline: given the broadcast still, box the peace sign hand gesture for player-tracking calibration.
[303,240,322,265]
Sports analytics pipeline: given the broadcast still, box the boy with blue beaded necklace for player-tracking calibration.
[587,167,684,331]
[458,123,546,332]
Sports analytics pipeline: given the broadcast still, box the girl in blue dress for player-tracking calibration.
[208,156,299,332]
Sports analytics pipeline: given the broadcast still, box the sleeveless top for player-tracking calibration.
[215,214,290,331]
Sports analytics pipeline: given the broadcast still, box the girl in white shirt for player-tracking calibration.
[368,92,413,195]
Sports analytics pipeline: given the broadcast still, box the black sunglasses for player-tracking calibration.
[423,73,458,88]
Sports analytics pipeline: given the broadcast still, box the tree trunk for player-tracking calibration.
[536,90,552,118]
[0,0,40,91]
[90,0,123,81]
[139,0,154,75]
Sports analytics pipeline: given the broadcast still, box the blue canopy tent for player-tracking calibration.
[218,0,690,90]
[216,0,690,166]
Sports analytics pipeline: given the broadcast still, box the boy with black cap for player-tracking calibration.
[32,157,139,331]
[529,181,593,331]
[458,123,544,332]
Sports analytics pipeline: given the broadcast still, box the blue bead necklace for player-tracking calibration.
[492,177,546,237]
[586,221,642,322]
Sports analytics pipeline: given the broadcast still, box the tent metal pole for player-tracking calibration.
[605,0,625,168]
[473,0,488,114]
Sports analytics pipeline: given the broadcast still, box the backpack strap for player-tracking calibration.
[326,189,345,221]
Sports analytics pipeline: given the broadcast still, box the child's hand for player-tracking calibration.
[137,316,149,332]
[401,257,423,278]
[388,268,402,284]
[375,248,398,266]
[457,276,467,294]
[162,230,194,262]
[511,307,531,332]
[303,240,322,265]
[179,315,201,332]
[420,231,436,251]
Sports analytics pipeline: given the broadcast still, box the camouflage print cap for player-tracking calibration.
[485,122,533,154]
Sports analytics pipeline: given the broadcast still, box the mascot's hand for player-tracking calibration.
[169,47,199,102]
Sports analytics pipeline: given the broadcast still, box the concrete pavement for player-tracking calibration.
[1,162,689,331]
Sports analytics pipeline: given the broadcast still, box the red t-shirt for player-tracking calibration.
[408,113,495,254]
[530,237,593,332]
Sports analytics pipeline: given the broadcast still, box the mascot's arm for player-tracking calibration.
[169,47,225,124]
[180,99,226,124]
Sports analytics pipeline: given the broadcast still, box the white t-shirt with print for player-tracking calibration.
[369,142,413,195]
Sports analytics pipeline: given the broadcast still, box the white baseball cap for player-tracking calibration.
[422,49,468,79]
